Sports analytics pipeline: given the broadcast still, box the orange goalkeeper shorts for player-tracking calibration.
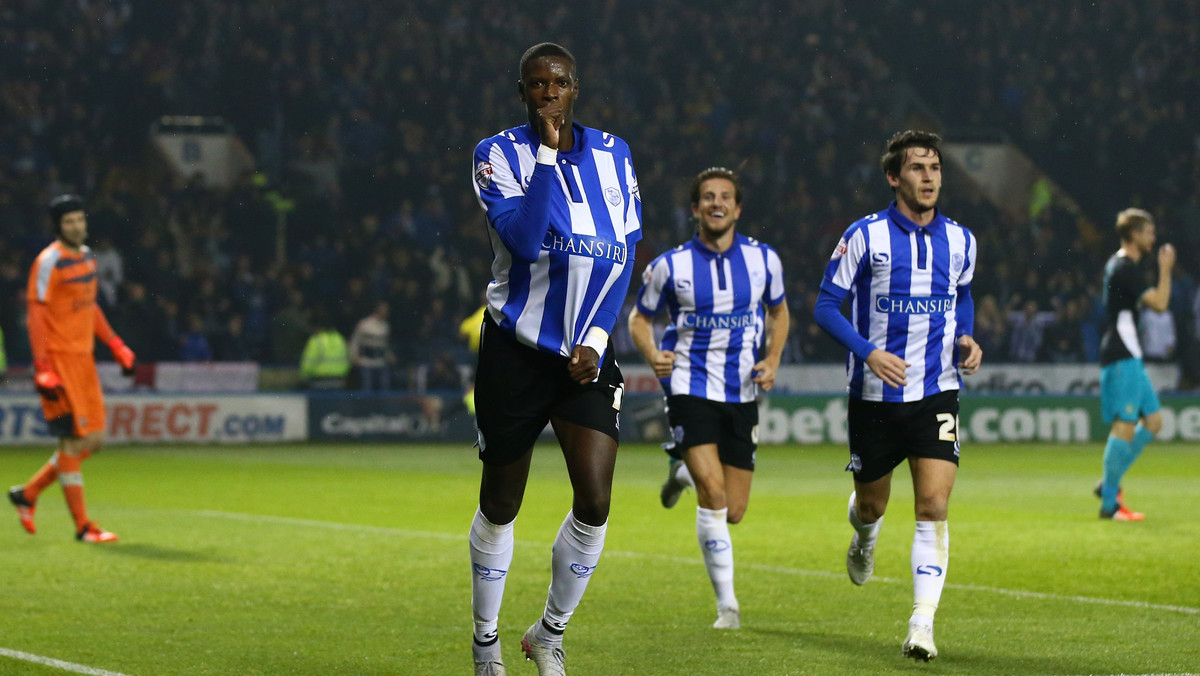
[40,351,106,437]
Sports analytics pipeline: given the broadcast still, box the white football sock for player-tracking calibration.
[911,520,949,626]
[848,491,882,549]
[540,510,607,645]
[697,506,737,610]
[469,507,514,646]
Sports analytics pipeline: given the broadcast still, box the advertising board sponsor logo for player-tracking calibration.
[0,395,305,444]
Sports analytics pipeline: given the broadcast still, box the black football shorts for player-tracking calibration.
[664,394,758,471]
[473,314,624,466]
[846,390,960,483]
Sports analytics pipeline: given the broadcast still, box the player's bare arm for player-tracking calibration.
[628,310,674,379]
[865,349,909,389]
[956,335,982,375]
[752,302,790,392]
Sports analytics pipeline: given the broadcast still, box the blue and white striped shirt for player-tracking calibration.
[635,233,786,403]
[473,122,642,359]
[819,204,976,402]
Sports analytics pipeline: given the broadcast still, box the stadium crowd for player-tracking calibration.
[2,0,1198,389]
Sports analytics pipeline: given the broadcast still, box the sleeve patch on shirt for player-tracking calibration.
[830,238,848,260]
[474,161,493,190]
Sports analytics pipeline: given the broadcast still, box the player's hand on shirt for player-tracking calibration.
[751,357,780,392]
[569,345,600,384]
[865,349,909,389]
[957,335,982,375]
[32,360,64,401]
[649,350,675,379]
[1159,242,1176,272]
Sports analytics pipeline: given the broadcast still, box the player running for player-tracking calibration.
[815,130,982,662]
[629,166,788,630]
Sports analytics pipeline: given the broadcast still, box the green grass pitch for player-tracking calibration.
[1,441,1197,675]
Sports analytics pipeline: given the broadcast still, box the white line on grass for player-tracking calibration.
[192,510,1199,616]
[0,647,133,676]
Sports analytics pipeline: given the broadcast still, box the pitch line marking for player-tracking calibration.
[191,509,1199,616]
[0,647,133,676]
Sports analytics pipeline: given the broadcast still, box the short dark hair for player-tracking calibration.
[1115,207,1154,242]
[519,42,576,79]
[880,130,942,180]
[48,194,85,233]
[690,166,742,205]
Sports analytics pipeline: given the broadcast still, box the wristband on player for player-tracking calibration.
[580,326,609,364]
[536,145,558,165]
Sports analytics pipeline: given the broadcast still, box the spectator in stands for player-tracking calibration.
[1007,299,1055,362]
[971,295,1007,360]
[91,235,123,309]
[110,282,173,363]
[179,313,213,362]
[2,0,1197,385]
[1140,306,1176,363]
[269,290,312,366]
[1042,296,1087,363]
[349,301,395,391]
[424,351,463,393]
[212,313,255,362]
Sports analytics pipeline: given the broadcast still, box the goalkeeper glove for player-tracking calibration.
[107,337,136,376]
[33,358,63,401]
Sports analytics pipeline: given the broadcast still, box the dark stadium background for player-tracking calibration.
[2,0,1198,393]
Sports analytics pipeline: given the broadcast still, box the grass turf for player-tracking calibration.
[0,442,1197,675]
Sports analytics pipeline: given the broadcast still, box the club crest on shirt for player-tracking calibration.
[951,253,964,272]
[830,238,847,260]
[474,161,493,189]
[604,186,622,206]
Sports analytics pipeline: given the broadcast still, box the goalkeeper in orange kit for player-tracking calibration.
[8,195,135,543]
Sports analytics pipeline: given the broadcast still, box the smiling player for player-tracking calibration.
[628,166,788,630]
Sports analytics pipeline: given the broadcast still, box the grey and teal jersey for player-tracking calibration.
[472,121,642,360]
[1099,251,1149,366]
[817,204,977,403]
[634,233,785,403]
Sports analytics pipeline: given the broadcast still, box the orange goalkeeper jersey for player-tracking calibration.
[27,241,100,355]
